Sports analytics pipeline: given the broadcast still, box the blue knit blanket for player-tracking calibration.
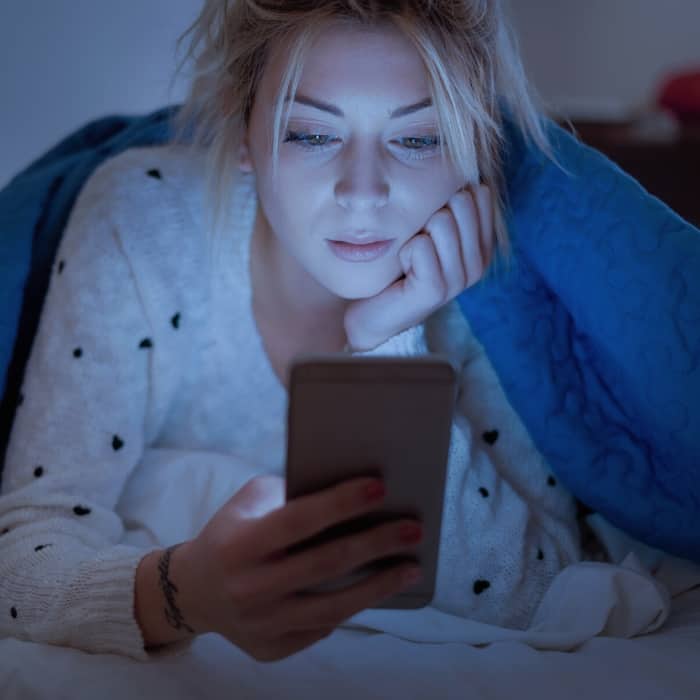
[1,106,698,560]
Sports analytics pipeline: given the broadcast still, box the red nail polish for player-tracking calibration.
[364,481,385,502]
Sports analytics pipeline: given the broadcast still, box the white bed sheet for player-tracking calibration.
[1,584,699,700]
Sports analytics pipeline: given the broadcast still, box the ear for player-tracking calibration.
[239,134,254,173]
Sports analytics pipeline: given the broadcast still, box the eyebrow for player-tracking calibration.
[286,93,433,119]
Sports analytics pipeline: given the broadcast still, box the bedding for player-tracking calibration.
[1,444,699,699]
[1,105,698,562]
[2,588,700,700]
[458,119,700,561]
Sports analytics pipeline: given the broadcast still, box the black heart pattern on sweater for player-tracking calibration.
[473,580,491,595]
[112,435,125,451]
[482,430,499,445]
[73,506,91,516]
[147,169,162,180]
[171,312,181,329]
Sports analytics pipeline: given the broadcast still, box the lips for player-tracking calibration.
[326,239,395,262]
[330,232,391,245]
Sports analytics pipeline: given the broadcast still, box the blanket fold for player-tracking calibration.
[458,120,700,560]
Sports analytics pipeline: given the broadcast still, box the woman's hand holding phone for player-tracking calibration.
[344,183,493,351]
[170,475,423,662]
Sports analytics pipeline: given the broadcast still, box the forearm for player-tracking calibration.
[134,543,199,650]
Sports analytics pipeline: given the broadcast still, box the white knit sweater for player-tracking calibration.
[0,145,581,661]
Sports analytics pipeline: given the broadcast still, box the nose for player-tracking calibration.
[334,142,389,211]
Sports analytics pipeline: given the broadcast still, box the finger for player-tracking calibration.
[344,233,442,351]
[398,233,446,305]
[354,233,442,336]
[421,208,466,299]
[474,184,494,269]
[281,560,420,632]
[250,516,420,598]
[259,476,387,555]
[451,187,485,288]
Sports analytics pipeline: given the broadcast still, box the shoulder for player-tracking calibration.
[54,144,218,324]
[63,144,211,268]
[73,143,209,226]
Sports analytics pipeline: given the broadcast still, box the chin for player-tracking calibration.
[325,274,398,301]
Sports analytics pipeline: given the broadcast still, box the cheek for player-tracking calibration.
[429,158,469,194]
[400,156,464,199]
[272,163,330,223]
[257,160,301,207]
[400,173,462,229]
[270,152,320,192]
[276,181,316,224]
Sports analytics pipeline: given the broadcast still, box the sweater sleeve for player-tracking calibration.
[0,162,188,661]
[352,316,583,628]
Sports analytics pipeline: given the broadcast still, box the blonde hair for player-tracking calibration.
[168,0,553,277]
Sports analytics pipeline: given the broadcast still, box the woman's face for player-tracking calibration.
[241,22,472,302]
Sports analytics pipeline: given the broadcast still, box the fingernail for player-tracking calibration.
[400,524,423,543]
[364,481,385,502]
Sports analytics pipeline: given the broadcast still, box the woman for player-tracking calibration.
[0,1,583,662]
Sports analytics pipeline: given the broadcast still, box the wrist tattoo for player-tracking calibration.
[157,544,195,635]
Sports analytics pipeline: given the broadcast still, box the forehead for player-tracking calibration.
[260,22,430,104]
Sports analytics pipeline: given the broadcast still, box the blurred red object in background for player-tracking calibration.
[658,69,700,126]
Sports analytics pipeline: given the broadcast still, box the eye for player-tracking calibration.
[283,130,340,151]
[283,130,441,161]
[394,135,441,161]
[399,136,440,150]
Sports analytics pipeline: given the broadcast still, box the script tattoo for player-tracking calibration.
[157,544,195,634]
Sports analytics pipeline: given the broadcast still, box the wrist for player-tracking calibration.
[135,543,201,650]
[347,324,427,356]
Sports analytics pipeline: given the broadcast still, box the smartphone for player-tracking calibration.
[285,354,458,609]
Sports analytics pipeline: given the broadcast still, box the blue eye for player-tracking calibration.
[283,130,440,160]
